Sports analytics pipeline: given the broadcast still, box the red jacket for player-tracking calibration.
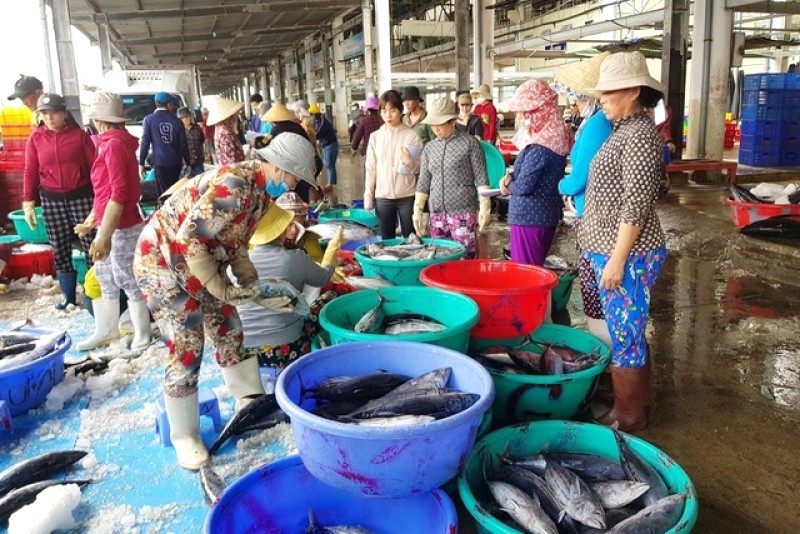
[473,101,498,145]
[23,123,96,201]
[91,129,143,230]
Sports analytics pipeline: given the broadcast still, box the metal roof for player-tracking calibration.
[68,0,361,93]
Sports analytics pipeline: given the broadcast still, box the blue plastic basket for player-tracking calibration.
[743,73,800,91]
[741,102,785,121]
[739,148,782,167]
[739,133,782,152]
[742,89,784,108]
[739,119,783,137]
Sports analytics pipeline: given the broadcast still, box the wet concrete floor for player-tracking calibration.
[334,153,800,532]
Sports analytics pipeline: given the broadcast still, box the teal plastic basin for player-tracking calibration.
[355,237,465,286]
[8,207,49,244]
[468,324,610,422]
[480,141,507,189]
[551,271,578,312]
[319,287,479,353]
[318,208,379,229]
[71,250,88,285]
[459,420,698,533]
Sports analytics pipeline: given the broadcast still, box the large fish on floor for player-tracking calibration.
[208,394,282,455]
[0,450,87,497]
[199,465,227,506]
[739,216,800,239]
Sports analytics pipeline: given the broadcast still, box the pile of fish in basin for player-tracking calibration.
[468,324,611,423]
[275,340,495,498]
[459,421,698,533]
[354,234,466,286]
[319,286,480,353]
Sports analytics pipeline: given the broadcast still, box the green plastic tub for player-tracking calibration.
[468,324,611,422]
[551,271,578,312]
[459,421,698,533]
[0,235,22,245]
[8,207,49,244]
[318,208,379,230]
[310,330,331,352]
[480,141,507,189]
[71,250,88,285]
[355,237,465,286]
[319,286,479,353]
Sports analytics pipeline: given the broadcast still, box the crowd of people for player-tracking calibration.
[8,50,670,470]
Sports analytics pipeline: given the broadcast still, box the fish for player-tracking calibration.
[508,453,627,482]
[199,465,227,506]
[345,391,480,420]
[729,182,767,204]
[487,480,559,534]
[234,409,290,433]
[0,479,92,524]
[208,394,281,454]
[0,342,36,360]
[342,276,393,290]
[0,450,88,497]
[471,354,525,374]
[576,507,638,533]
[613,431,669,506]
[306,509,375,534]
[356,415,435,427]
[303,372,410,403]
[382,313,445,335]
[540,348,565,375]
[69,358,110,376]
[508,349,543,374]
[587,480,651,509]
[360,240,457,261]
[0,331,40,348]
[382,367,451,397]
[307,221,375,241]
[0,330,67,372]
[354,293,385,334]
[311,400,366,420]
[543,255,576,274]
[606,493,686,534]
[544,464,606,529]
[494,465,581,534]
[739,215,800,239]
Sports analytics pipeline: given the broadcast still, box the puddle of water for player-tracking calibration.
[761,347,800,410]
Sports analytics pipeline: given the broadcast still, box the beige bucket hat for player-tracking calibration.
[473,84,493,101]
[206,97,244,126]
[554,52,610,98]
[87,91,128,123]
[592,51,665,94]
[421,97,458,125]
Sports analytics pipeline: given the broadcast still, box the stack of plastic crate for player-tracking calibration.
[739,73,800,166]
[0,107,33,160]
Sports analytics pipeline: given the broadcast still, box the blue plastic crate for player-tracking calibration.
[783,91,800,107]
[739,148,782,167]
[739,119,783,137]
[742,89,785,107]
[739,133,782,152]
[783,121,800,136]
[741,103,788,121]
[780,151,800,166]
[743,73,800,91]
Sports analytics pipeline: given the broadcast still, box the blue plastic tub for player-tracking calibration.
[0,328,70,417]
[340,236,381,252]
[204,455,458,533]
[275,341,495,498]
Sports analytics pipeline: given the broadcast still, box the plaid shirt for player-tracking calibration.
[185,124,205,166]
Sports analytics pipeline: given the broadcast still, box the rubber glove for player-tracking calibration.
[230,247,258,286]
[321,226,345,267]
[412,192,429,237]
[74,211,96,238]
[477,186,492,232]
[186,252,260,305]
[257,296,295,313]
[90,202,123,262]
[363,192,374,212]
[22,201,37,230]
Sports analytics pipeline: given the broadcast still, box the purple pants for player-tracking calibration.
[510,225,557,266]
[429,211,478,259]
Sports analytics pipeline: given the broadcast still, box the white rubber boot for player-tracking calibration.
[164,393,210,470]
[76,299,120,351]
[128,299,153,352]
[221,357,266,413]
[586,317,613,348]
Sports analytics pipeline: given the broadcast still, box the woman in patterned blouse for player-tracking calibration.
[580,52,668,432]
[133,133,313,470]
[208,97,246,166]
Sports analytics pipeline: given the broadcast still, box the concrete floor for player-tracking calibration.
[333,151,800,533]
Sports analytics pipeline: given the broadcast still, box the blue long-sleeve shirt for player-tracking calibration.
[508,144,567,228]
[558,110,613,217]
[250,113,262,133]
[139,109,190,167]
[314,115,338,147]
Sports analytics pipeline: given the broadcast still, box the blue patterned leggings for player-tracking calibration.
[584,247,667,368]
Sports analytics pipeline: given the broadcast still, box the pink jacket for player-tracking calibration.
[23,123,96,201]
[91,129,143,230]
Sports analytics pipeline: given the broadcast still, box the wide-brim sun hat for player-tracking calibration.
[506,79,558,112]
[206,97,244,126]
[250,202,295,246]
[87,91,128,123]
[264,102,294,123]
[421,97,458,125]
[365,96,380,111]
[255,132,316,185]
[592,51,665,94]
[554,52,610,98]
[477,84,493,100]
[457,93,473,106]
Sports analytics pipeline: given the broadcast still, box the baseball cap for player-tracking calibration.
[8,74,44,101]
[176,106,193,118]
[154,92,173,105]
[36,93,67,112]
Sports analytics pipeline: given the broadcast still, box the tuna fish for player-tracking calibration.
[199,465,227,506]
[587,480,651,509]
[382,314,445,335]
[208,394,281,454]
[0,480,91,524]
[311,400,366,421]
[342,276,393,290]
[306,509,375,533]
[356,415,436,427]
[487,480,559,534]
[303,372,410,403]
[382,367,451,396]
[345,391,479,420]
[0,450,88,497]
[613,431,669,506]
[0,330,67,372]
[606,494,686,534]
[354,293,385,334]
[307,221,376,241]
[544,464,606,529]
[505,452,627,482]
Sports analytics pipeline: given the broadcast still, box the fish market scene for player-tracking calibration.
[2,1,800,532]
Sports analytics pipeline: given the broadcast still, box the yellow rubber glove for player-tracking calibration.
[230,247,258,286]
[363,192,374,212]
[321,226,345,267]
[412,192,429,237]
[74,211,96,238]
[477,186,492,232]
[22,201,37,230]
[186,251,260,305]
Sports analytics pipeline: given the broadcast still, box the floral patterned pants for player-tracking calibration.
[584,247,667,368]
[429,211,478,259]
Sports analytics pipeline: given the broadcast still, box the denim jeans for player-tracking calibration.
[321,141,339,185]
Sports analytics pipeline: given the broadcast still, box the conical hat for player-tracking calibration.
[250,202,295,245]
[206,97,244,126]
[554,52,610,99]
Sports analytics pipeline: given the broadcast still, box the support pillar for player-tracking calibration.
[687,0,732,159]
[243,76,252,117]
[455,0,470,92]
[259,67,269,100]
[332,16,349,139]
[362,0,376,96]
[278,56,287,103]
[375,0,392,94]
[96,17,113,75]
[473,0,495,89]
[52,0,82,124]
[40,0,56,91]
[295,47,305,99]
[321,32,333,117]
[661,0,689,160]
[305,38,316,103]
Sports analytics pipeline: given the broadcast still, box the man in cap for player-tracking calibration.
[139,91,190,196]
[401,86,434,144]
[249,93,264,133]
[8,74,45,124]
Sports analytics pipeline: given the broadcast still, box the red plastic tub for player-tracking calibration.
[4,245,56,280]
[727,199,800,229]
[420,260,558,339]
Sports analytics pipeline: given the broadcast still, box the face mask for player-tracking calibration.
[266,170,288,198]
[474,97,486,105]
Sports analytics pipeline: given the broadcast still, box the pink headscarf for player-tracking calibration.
[507,80,569,156]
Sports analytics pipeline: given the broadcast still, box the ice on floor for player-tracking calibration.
[45,375,85,411]
[7,483,82,534]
